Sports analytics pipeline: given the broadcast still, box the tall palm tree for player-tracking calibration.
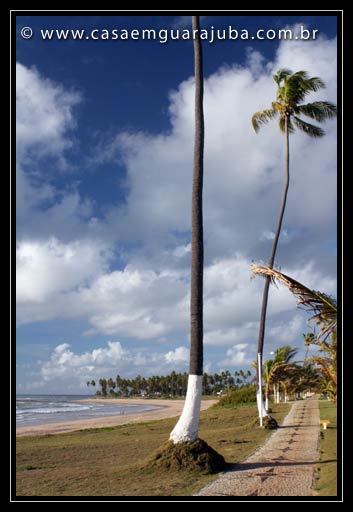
[252,69,336,426]
[170,15,205,443]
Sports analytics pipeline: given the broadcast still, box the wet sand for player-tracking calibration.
[16,398,217,437]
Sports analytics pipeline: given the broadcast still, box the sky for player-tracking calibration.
[15,13,338,394]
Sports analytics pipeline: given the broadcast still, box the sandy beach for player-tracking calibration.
[16,398,217,437]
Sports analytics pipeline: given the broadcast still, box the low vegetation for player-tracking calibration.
[216,384,256,406]
[16,402,290,496]
[314,400,337,496]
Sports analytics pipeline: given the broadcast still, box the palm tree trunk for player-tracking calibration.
[284,383,288,402]
[256,115,290,423]
[265,382,269,411]
[170,15,204,443]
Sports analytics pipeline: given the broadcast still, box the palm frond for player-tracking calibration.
[296,101,337,122]
[292,116,325,137]
[252,108,277,132]
[291,71,309,79]
[250,265,337,340]
[304,76,326,92]
[273,68,292,85]
[272,101,286,113]
[284,73,326,105]
[274,345,299,363]
[284,73,309,104]
[311,356,337,387]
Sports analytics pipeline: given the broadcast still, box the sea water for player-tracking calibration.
[16,394,159,427]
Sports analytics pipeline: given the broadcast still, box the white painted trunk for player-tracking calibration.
[273,384,276,402]
[265,396,269,411]
[276,388,280,403]
[256,391,266,420]
[169,374,202,443]
[257,353,264,426]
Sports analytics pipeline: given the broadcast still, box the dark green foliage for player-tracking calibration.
[263,416,278,429]
[217,385,257,407]
[97,369,253,398]
[150,439,225,474]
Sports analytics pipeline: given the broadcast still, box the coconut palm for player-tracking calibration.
[170,15,205,443]
[260,346,298,410]
[251,265,337,342]
[294,363,324,397]
[252,69,336,425]
[305,331,337,399]
[251,265,337,399]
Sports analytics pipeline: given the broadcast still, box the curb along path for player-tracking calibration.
[196,396,320,496]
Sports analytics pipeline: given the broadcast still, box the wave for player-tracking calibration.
[16,404,93,415]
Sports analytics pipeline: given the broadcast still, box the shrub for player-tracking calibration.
[217,385,257,407]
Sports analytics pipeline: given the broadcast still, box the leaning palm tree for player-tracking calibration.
[170,15,205,443]
[251,265,337,342]
[252,69,336,426]
[251,265,337,399]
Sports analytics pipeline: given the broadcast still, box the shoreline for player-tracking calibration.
[16,398,217,437]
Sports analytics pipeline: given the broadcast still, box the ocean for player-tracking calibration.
[16,394,160,427]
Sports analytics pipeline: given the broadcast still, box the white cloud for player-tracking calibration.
[23,340,192,392]
[165,346,189,364]
[16,62,80,161]
[219,344,251,367]
[99,34,336,279]
[16,237,110,303]
[40,341,129,381]
[267,315,304,343]
[16,62,93,243]
[16,33,337,386]
[17,241,335,353]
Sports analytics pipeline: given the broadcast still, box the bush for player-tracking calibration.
[217,385,257,407]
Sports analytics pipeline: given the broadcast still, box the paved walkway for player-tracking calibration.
[196,397,320,497]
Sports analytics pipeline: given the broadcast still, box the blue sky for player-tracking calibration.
[15,14,338,394]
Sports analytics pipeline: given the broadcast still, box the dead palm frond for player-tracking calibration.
[250,264,337,341]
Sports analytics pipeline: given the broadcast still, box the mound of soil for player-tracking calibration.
[150,438,225,474]
[263,416,278,429]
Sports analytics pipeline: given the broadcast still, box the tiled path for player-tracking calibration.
[196,397,320,496]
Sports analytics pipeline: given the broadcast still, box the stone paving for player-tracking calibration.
[196,397,320,497]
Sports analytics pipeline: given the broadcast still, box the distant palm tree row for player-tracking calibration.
[88,370,252,398]
[90,335,335,401]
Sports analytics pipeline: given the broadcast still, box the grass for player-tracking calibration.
[16,402,290,497]
[314,400,337,496]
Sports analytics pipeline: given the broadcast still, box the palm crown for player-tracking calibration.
[252,69,337,137]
